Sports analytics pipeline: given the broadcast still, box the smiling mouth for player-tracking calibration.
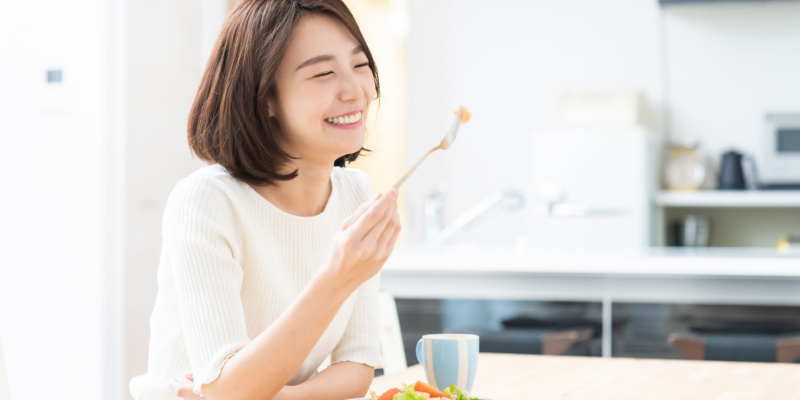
[325,111,362,126]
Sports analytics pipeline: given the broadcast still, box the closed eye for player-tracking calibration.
[313,71,333,78]
[312,63,368,79]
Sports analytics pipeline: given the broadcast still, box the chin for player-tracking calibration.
[323,128,365,159]
[342,134,366,154]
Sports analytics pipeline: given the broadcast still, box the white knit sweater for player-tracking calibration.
[130,164,383,400]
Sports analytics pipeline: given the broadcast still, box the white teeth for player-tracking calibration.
[326,112,362,125]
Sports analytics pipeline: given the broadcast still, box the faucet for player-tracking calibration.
[424,183,525,247]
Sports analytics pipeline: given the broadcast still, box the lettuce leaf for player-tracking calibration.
[392,384,427,400]
[446,384,480,400]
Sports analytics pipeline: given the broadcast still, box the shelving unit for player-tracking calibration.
[653,190,800,247]
[655,190,800,208]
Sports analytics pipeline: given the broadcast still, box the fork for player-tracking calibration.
[392,106,463,189]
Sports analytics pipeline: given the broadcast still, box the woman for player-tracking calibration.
[129,1,401,399]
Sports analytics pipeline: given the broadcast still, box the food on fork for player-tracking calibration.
[453,106,471,124]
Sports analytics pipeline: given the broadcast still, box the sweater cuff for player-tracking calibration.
[331,351,384,370]
[192,340,249,395]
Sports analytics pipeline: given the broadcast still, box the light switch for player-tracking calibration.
[40,67,69,112]
[46,69,62,84]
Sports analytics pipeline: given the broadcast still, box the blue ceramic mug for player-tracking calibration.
[416,334,479,392]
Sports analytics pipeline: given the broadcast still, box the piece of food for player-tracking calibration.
[414,381,448,398]
[372,382,478,400]
[377,387,402,400]
[390,384,427,400]
[452,106,471,124]
[445,384,480,400]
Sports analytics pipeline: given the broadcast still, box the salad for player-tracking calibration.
[367,381,480,400]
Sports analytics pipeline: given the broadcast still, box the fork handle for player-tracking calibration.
[392,147,438,189]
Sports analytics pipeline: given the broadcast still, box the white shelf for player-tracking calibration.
[655,190,800,208]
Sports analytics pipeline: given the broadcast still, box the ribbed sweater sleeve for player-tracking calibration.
[330,273,382,368]
[161,176,251,394]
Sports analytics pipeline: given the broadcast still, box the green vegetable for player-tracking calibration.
[392,384,426,400]
[390,383,480,400]
[446,384,480,400]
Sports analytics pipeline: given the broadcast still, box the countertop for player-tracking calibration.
[384,246,800,278]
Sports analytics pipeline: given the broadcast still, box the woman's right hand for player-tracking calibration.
[169,373,203,399]
[325,189,401,291]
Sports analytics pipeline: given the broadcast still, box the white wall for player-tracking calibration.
[0,1,222,398]
[404,0,664,246]
[662,1,800,174]
[123,1,214,398]
[0,0,109,398]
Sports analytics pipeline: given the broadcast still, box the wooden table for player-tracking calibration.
[371,353,800,399]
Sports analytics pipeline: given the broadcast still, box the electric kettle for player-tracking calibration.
[718,150,746,190]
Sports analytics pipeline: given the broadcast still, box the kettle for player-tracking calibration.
[718,150,760,190]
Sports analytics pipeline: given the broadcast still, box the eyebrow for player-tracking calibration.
[295,45,365,71]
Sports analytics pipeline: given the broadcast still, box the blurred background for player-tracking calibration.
[1,0,800,398]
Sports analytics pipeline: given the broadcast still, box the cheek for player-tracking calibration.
[282,85,330,126]
[363,77,377,100]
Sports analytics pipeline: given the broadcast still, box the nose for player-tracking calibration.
[338,69,365,103]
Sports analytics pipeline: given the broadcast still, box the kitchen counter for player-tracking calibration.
[380,246,800,357]
[385,246,800,278]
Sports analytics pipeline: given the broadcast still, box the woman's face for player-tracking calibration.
[269,13,377,166]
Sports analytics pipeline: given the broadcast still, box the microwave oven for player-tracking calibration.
[761,113,800,189]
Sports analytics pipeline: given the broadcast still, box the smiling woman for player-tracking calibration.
[187,0,380,186]
[129,1,401,400]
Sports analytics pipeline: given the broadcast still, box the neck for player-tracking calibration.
[250,160,335,217]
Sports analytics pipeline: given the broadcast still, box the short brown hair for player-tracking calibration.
[187,0,380,186]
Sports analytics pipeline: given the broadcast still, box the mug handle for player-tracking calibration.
[416,338,426,370]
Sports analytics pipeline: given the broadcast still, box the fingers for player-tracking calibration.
[384,220,401,254]
[361,199,395,246]
[349,189,398,238]
[376,208,401,252]
[169,378,203,399]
